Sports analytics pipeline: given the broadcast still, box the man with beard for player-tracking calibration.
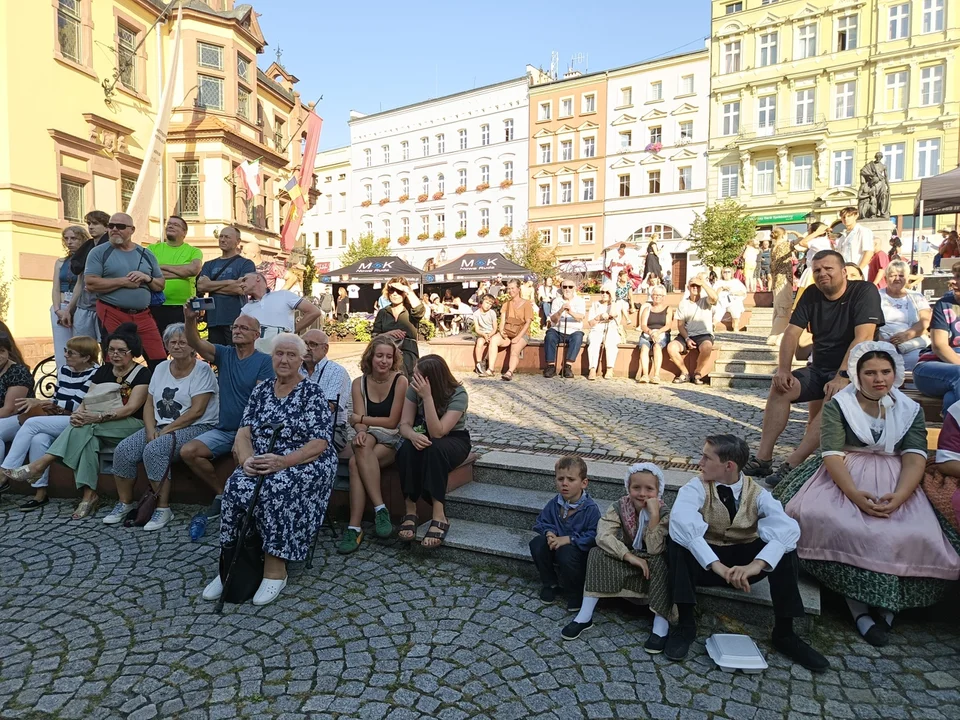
[147,215,203,334]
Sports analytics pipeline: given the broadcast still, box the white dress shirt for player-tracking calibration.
[550,295,586,334]
[300,357,351,426]
[668,474,800,571]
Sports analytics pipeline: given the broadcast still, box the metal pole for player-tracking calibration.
[155,18,165,238]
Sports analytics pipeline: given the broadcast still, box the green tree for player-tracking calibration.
[302,248,316,297]
[686,199,757,270]
[339,232,392,266]
[503,225,558,280]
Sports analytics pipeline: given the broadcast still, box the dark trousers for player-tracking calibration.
[396,430,470,505]
[544,328,584,364]
[529,534,589,595]
[150,304,185,337]
[667,537,805,621]
[207,325,233,345]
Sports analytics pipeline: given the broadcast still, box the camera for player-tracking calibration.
[189,296,216,312]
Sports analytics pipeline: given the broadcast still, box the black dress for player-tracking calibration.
[372,303,426,377]
[644,252,662,280]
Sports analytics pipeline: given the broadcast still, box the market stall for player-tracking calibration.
[320,256,422,314]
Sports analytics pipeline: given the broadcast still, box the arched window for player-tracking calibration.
[438,173,445,193]
[627,223,678,242]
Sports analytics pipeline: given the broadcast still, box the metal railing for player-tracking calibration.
[737,114,828,140]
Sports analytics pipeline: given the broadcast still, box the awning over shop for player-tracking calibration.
[424,253,533,282]
[320,256,421,284]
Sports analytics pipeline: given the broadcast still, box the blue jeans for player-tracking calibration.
[912,361,960,415]
[544,328,584,364]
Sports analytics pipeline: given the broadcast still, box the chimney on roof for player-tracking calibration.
[563,69,582,79]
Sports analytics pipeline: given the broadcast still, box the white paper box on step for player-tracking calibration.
[705,634,768,674]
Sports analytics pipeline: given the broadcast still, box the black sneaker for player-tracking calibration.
[644,633,669,654]
[561,620,593,641]
[19,497,49,512]
[539,585,559,602]
[566,597,582,612]
[562,363,574,379]
[543,366,556,379]
[743,455,774,477]
[764,462,794,488]
[771,632,829,672]
[664,624,696,661]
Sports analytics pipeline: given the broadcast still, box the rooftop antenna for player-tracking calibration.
[570,52,586,74]
[550,51,559,80]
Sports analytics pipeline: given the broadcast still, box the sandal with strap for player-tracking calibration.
[398,514,418,542]
[72,498,100,520]
[501,371,514,381]
[421,519,450,549]
[672,374,689,384]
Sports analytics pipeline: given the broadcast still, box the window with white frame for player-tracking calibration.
[560,97,573,117]
[117,23,137,89]
[560,181,572,203]
[889,3,910,39]
[437,214,445,234]
[620,87,633,106]
[438,173,445,194]
[832,150,854,186]
[835,81,856,119]
[504,161,513,181]
[437,134,445,153]
[680,75,695,95]
[582,178,595,201]
[401,177,410,196]
[797,23,817,59]
[339,193,347,210]
[561,139,573,161]
[505,119,514,141]
[759,32,778,66]
[383,180,391,199]
[458,168,467,187]
[382,145,390,164]
[480,165,490,184]
[402,217,410,237]
[539,101,552,121]
[758,95,776,134]
[619,174,631,197]
[726,1,743,12]
[458,211,467,232]
[540,143,552,164]
[922,0,944,32]
[886,71,908,110]
[620,131,632,149]
[539,183,551,205]
[198,42,223,69]
[921,65,944,105]
[678,166,692,191]
[793,153,814,191]
[383,219,391,239]
[458,129,467,149]
[648,171,661,194]
[421,176,429,195]
[723,41,741,74]
[583,93,596,113]
[420,215,429,236]
[365,221,373,234]
[795,88,815,124]
[57,0,82,63]
[504,205,513,229]
[837,14,858,50]
[720,164,738,198]
[480,208,490,230]
[755,159,775,195]
[198,75,223,110]
[541,228,552,245]
[364,149,372,167]
[61,178,84,222]
[722,101,740,136]
[421,137,429,157]
[650,81,663,100]
[481,124,490,146]
[581,225,595,244]
[679,120,693,139]
[401,141,409,160]
[882,142,905,181]
[559,226,572,244]
[582,136,596,158]
[916,138,940,178]
[326,194,333,212]
[649,126,662,145]
[364,184,372,201]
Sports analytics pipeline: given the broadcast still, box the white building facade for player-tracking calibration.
[349,75,531,270]
[602,48,710,287]
[300,147,351,273]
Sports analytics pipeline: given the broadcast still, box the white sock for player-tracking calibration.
[574,596,599,624]
[846,597,875,636]
[652,613,669,637]
[348,525,362,533]
[880,609,894,628]
[373,504,386,513]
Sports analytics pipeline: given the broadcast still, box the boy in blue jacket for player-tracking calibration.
[529,455,602,611]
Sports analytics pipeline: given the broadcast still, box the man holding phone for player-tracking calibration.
[197,226,256,345]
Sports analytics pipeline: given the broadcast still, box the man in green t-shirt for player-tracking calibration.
[148,215,203,334]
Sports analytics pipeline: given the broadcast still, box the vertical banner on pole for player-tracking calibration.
[280,111,323,252]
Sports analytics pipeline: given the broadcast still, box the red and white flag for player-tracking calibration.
[236,159,261,200]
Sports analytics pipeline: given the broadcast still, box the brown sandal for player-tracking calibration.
[421,520,450,548]
[398,514,418,542]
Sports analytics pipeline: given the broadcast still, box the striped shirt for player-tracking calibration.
[54,365,99,411]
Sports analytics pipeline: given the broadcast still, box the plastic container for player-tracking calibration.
[705,634,768,674]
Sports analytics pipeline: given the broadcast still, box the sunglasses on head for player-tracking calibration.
[107,223,129,230]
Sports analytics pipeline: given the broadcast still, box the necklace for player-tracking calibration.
[370,374,390,384]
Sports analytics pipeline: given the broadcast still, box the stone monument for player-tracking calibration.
[857,152,890,219]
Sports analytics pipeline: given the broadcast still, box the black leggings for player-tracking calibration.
[397,430,471,505]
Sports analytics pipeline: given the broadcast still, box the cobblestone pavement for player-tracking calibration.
[2,503,959,720]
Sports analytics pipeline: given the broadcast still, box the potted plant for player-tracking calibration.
[432,191,444,200]
[360,199,372,207]
[397,235,410,246]
[454,229,467,239]
[644,142,663,153]
[499,225,512,237]
[433,231,445,240]
[455,185,467,194]
[398,193,410,203]
[475,182,490,192]
[379,197,390,206]
[477,227,490,237]
[417,193,429,203]
[417,232,430,241]
[500,179,513,190]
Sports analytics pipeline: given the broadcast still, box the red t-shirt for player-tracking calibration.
[868,250,889,289]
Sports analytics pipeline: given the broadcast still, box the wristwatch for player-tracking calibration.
[838,370,850,379]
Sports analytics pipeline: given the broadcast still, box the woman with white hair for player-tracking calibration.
[560,462,673,653]
[585,284,630,380]
[878,260,931,370]
[202,333,337,607]
[104,323,220,531]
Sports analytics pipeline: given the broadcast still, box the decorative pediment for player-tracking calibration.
[790,3,824,21]
[556,166,577,176]
[576,121,599,132]
[555,124,577,134]
[609,157,636,169]
[641,108,668,122]
[83,113,133,154]
[819,186,858,200]
[576,163,598,173]
[533,128,554,138]
[532,169,555,179]
[753,12,785,29]
[716,21,745,38]
[670,103,698,116]
[639,153,665,166]
[670,148,698,161]
[611,114,637,126]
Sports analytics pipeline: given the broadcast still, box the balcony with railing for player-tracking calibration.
[736,114,828,146]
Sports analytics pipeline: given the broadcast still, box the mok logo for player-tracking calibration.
[357,260,394,272]
[460,257,497,270]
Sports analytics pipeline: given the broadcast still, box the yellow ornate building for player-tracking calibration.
[0,0,312,355]
[706,0,959,233]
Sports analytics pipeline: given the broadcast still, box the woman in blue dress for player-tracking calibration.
[202,333,337,607]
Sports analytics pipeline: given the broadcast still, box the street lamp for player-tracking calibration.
[804,211,818,226]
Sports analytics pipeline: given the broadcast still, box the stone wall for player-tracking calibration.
[20,336,55,370]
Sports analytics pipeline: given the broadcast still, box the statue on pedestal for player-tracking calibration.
[857,152,890,219]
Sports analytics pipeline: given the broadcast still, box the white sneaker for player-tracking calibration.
[103,501,135,525]
[202,575,223,601]
[252,577,287,606]
[144,507,174,531]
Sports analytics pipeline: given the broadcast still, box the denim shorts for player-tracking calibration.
[637,332,670,350]
[193,428,238,458]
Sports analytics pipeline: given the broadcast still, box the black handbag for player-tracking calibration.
[218,527,264,604]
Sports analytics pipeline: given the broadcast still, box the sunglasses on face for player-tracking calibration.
[561,285,575,289]
[107,223,129,230]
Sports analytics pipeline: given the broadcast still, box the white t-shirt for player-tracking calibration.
[148,360,219,428]
[243,290,302,332]
[805,236,834,269]
[879,289,929,337]
[837,225,873,265]
[677,297,715,338]
[550,294,587,334]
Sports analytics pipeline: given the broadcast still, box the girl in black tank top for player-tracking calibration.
[361,374,401,417]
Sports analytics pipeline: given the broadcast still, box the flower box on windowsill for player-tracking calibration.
[397,235,410,246]
[475,183,490,192]
[433,231,445,240]
[417,233,430,241]
[455,229,467,239]
[500,179,513,190]
[455,185,467,194]
[432,191,445,200]
[644,142,663,153]
[360,199,372,207]
[499,225,512,237]
[477,227,490,237]
[398,194,410,203]
[379,198,390,206]
[417,194,429,203]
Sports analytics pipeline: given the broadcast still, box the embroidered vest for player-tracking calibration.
[701,477,761,547]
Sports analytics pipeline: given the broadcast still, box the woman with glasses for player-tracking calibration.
[103,323,219,531]
[372,277,424,377]
[0,335,99,510]
[51,225,90,367]
[636,286,675,384]
[5,323,151,519]
[585,284,630,381]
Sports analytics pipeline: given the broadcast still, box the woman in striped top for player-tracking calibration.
[0,335,99,510]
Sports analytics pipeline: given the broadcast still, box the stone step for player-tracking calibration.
[715,360,782,375]
[444,482,614,530]
[414,518,820,620]
[474,451,690,502]
[708,371,775,389]
[714,346,783,362]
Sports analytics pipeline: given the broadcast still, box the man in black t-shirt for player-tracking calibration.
[744,250,883,486]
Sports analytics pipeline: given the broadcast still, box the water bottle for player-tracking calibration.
[189,513,207,542]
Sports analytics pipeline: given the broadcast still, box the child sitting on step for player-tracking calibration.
[561,462,675,654]
[529,456,601,611]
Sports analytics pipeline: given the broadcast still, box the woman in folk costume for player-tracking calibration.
[775,341,960,647]
[561,463,674,654]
